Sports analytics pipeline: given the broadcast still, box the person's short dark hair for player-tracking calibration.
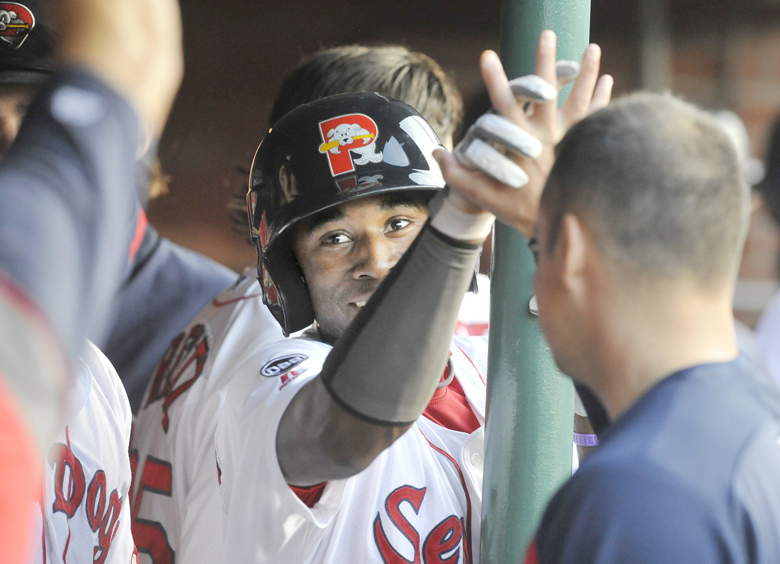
[269,44,462,142]
[541,92,750,290]
[230,44,462,237]
[757,114,780,227]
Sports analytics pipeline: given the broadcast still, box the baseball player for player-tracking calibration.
[209,38,605,561]
[129,45,469,564]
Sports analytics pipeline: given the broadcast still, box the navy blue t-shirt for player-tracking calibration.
[102,225,237,412]
[528,357,780,564]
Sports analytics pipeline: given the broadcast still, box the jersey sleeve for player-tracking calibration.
[533,464,730,564]
[215,338,351,563]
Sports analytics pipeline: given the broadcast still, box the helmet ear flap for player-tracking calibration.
[262,244,316,337]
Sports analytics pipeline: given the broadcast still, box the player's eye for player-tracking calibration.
[321,231,351,246]
[386,217,412,232]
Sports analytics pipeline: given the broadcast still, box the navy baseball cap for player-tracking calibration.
[0,1,54,87]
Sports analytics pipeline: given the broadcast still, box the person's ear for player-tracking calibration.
[557,213,588,295]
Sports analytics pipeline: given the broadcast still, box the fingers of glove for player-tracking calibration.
[508,75,557,104]
[560,44,603,127]
[534,30,560,126]
[435,148,539,237]
[588,73,614,114]
[454,137,529,189]
[471,114,542,159]
[556,60,581,85]
[480,50,528,126]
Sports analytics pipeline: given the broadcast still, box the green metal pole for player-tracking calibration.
[480,0,591,561]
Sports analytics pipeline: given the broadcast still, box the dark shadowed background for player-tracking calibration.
[151,0,780,323]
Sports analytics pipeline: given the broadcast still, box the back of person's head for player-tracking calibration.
[269,44,462,143]
[757,113,780,227]
[542,92,750,292]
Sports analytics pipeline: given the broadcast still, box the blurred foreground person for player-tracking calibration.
[0,1,236,414]
[0,0,182,561]
[130,44,469,564]
[755,115,780,387]
[438,30,780,564]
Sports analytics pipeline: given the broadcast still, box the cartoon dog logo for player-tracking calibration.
[318,113,383,176]
[0,3,34,50]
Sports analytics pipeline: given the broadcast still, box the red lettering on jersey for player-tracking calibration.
[374,485,426,564]
[146,324,209,432]
[131,456,175,564]
[94,489,122,564]
[423,516,462,564]
[374,485,467,564]
[318,113,382,176]
[86,470,107,531]
[48,441,125,562]
[49,442,86,518]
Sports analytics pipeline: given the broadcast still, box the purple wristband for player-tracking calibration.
[574,432,599,447]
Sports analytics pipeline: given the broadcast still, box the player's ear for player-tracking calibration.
[558,213,588,294]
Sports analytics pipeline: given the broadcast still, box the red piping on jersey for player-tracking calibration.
[128,209,148,264]
[211,293,263,307]
[419,428,474,564]
[62,426,72,563]
[454,344,486,387]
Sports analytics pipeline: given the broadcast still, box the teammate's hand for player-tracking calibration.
[434,31,613,238]
[55,0,184,134]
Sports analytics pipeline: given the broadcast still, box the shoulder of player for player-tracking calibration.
[78,341,132,430]
[219,336,330,412]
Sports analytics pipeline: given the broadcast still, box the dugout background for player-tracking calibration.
[148,0,780,325]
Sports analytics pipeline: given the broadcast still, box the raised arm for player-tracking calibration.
[277,205,492,486]
[0,0,182,452]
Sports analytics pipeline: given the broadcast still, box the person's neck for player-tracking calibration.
[585,281,739,422]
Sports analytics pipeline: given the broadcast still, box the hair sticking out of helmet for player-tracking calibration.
[227,44,463,237]
[247,92,446,335]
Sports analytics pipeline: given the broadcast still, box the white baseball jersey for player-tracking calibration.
[215,334,488,564]
[456,273,491,338]
[129,273,283,563]
[29,341,136,564]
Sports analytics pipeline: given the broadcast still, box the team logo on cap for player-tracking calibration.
[0,3,34,50]
[318,113,383,177]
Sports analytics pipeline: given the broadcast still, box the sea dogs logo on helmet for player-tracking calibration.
[0,3,34,50]
[319,113,383,177]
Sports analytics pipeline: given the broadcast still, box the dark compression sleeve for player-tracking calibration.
[0,67,140,359]
[320,222,481,425]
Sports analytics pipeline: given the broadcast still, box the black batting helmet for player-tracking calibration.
[247,92,447,335]
[0,1,53,86]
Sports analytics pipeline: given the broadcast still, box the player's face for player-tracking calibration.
[293,193,429,343]
[0,87,34,158]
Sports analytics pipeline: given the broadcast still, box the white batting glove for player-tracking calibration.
[453,60,581,189]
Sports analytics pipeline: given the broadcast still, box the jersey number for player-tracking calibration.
[130,451,176,564]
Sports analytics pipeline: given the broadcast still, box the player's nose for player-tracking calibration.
[351,232,398,280]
